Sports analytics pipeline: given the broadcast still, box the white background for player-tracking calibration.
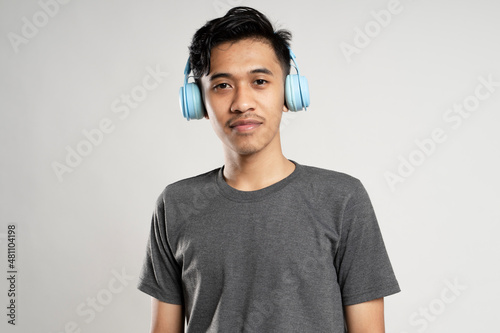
[1,0,499,332]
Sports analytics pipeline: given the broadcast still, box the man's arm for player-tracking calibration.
[150,298,184,333]
[344,297,385,333]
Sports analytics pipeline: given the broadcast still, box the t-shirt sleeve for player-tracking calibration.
[334,179,400,306]
[137,192,184,305]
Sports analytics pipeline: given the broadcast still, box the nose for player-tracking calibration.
[230,84,255,113]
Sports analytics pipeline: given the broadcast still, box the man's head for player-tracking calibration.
[188,7,292,82]
[187,7,294,157]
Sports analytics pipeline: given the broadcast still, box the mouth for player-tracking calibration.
[229,118,263,132]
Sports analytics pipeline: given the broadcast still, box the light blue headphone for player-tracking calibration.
[179,47,310,120]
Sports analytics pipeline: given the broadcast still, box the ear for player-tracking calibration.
[282,104,289,112]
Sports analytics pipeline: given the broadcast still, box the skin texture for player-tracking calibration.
[150,298,184,333]
[150,37,386,332]
[344,298,386,332]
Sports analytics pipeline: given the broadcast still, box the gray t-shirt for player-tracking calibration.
[138,161,400,332]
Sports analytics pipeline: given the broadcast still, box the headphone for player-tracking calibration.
[179,47,310,120]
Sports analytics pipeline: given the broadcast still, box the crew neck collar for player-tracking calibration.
[216,160,302,202]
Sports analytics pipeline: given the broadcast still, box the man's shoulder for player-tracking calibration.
[293,162,369,202]
[298,163,362,189]
[295,162,371,206]
[158,167,221,200]
[169,168,220,188]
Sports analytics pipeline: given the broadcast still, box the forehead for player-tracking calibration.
[207,38,283,76]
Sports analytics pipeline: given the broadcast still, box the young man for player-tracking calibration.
[138,6,400,332]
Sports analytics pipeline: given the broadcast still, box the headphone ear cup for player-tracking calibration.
[285,74,310,111]
[179,86,188,119]
[299,75,310,108]
[285,75,299,111]
[179,83,205,120]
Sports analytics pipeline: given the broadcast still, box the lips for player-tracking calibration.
[229,118,263,132]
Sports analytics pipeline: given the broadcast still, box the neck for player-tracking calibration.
[222,140,295,191]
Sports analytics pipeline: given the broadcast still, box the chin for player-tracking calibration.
[229,141,262,156]
[235,146,260,155]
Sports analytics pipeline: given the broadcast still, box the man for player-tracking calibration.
[138,6,400,332]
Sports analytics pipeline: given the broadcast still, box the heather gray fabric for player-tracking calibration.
[138,161,400,332]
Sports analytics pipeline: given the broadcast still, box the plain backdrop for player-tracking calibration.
[1,0,499,332]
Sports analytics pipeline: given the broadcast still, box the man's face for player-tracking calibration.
[200,38,288,156]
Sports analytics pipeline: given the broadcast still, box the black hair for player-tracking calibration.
[188,6,292,80]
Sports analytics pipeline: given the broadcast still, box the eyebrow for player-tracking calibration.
[250,68,274,76]
[209,68,274,81]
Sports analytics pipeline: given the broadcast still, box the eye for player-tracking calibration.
[254,79,267,85]
[214,83,230,90]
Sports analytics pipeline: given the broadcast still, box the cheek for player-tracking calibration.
[203,94,218,119]
[205,102,227,131]
[272,83,286,106]
[265,87,286,115]
[204,90,226,113]
[206,108,222,129]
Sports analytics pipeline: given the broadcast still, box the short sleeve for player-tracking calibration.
[137,192,184,305]
[334,180,400,306]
